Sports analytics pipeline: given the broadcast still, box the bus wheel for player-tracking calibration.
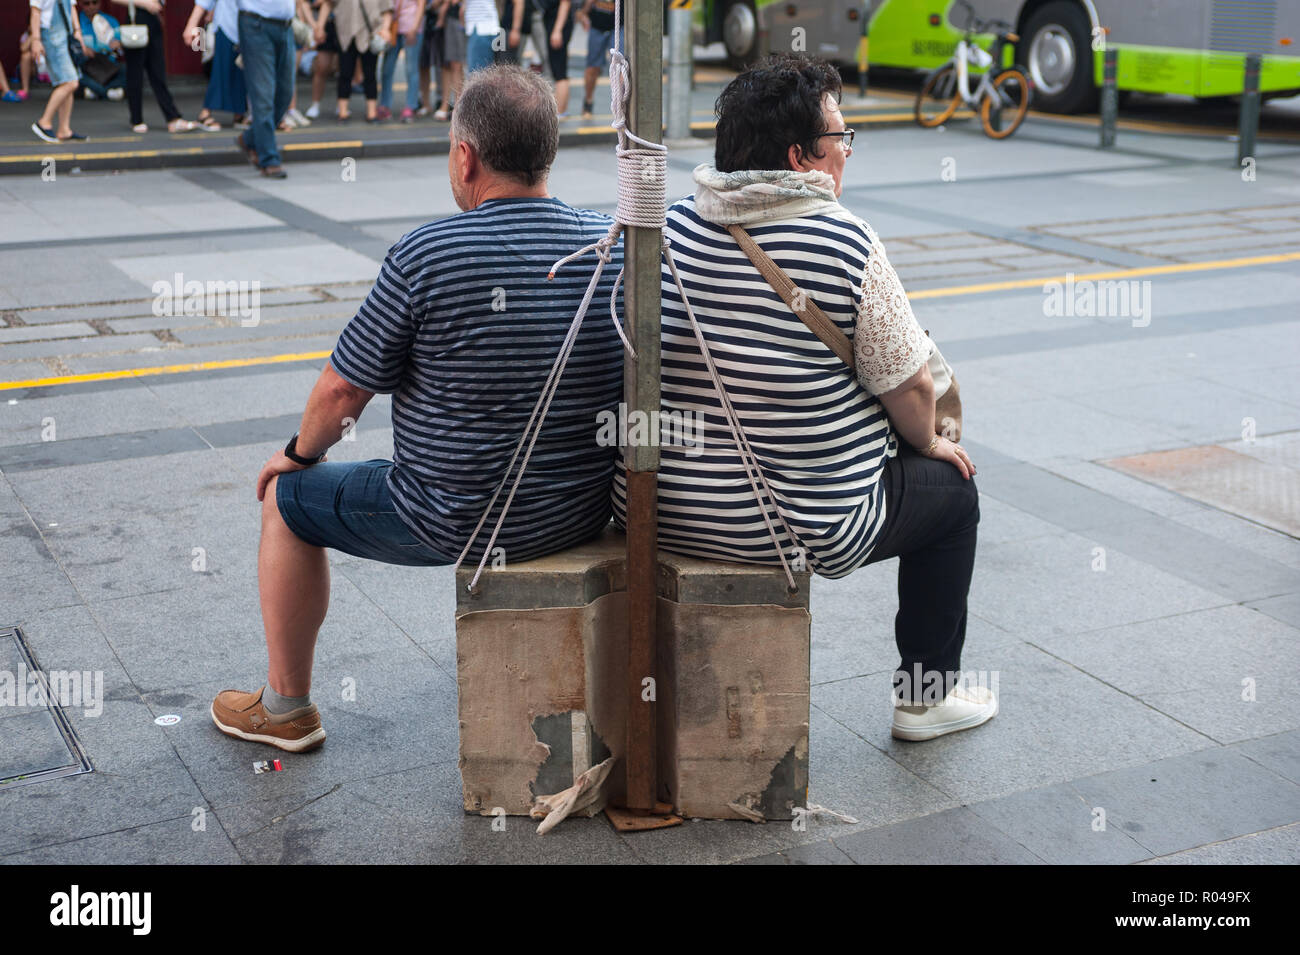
[1020,0,1096,114]
[722,0,760,71]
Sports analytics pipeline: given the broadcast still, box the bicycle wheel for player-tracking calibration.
[980,67,1031,138]
[915,64,962,128]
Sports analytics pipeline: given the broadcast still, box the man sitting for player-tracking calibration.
[211,65,624,751]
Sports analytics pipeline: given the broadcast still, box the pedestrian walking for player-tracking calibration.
[233,0,299,178]
[182,0,247,129]
[28,0,88,142]
[331,0,393,122]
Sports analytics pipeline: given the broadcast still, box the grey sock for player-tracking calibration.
[263,685,311,715]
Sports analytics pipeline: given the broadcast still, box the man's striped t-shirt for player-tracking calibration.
[612,196,899,579]
[330,197,624,564]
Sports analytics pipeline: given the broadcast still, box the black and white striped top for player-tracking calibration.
[330,197,624,563]
[612,197,904,579]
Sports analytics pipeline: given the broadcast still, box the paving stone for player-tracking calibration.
[832,806,1044,864]
[1069,748,1300,857]
[1,814,244,864]
[1139,822,1300,864]
[1029,605,1300,744]
[966,781,1153,864]
[814,643,1211,804]
[1230,729,1300,786]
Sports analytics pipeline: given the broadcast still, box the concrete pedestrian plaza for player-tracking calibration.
[1,104,1298,864]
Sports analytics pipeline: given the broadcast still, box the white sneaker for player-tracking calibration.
[106,87,124,101]
[287,107,310,127]
[891,683,998,741]
[83,88,96,99]
[305,101,320,119]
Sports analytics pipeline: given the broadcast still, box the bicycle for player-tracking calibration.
[915,0,1032,139]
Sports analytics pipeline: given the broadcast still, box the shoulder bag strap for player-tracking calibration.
[726,224,854,369]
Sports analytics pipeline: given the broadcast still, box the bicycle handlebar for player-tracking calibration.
[952,0,1012,37]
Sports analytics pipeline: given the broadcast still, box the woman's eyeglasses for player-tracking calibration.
[815,129,856,150]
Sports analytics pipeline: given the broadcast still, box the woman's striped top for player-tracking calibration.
[330,197,624,564]
[612,196,923,579]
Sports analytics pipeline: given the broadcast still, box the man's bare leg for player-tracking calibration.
[259,475,330,698]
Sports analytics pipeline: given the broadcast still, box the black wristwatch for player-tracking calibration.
[284,432,325,466]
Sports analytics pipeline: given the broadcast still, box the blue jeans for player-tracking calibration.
[379,34,421,111]
[466,31,497,73]
[238,11,294,169]
[276,460,451,566]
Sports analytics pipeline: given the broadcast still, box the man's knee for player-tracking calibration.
[262,474,284,526]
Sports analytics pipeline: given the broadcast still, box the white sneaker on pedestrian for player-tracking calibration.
[305,101,321,120]
[107,87,124,101]
[891,683,998,741]
[287,107,310,127]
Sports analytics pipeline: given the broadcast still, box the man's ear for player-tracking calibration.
[787,142,809,172]
[458,138,478,180]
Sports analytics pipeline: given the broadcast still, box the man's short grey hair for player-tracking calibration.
[450,66,558,187]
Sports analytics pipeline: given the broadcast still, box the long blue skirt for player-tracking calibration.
[204,28,248,115]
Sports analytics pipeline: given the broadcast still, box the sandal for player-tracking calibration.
[195,111,221,131]
[168,119,200,133]
[132,123,148,133]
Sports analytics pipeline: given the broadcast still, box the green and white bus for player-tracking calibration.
[702,0,1300,112]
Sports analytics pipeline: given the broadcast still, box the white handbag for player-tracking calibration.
[120,2,149,49]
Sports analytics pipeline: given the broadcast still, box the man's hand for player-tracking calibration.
[256,450,324,502]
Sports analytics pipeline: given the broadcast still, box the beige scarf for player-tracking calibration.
[691,162,843,225]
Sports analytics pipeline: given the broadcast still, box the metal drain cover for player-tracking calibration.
[0,627,92,788]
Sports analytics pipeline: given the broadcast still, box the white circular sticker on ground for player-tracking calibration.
[154,714,182,726]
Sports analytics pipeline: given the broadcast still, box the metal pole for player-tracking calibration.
[1238,53,1261,167]
[622,0,663,813]
[1099,47,1118,149]
[666,0,693,140]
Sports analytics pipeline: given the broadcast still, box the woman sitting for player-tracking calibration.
[613,54,995,741]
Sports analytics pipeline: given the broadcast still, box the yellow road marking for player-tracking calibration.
[0,350,331,392]
[0,147,206,163]
[908,250,1300,299]
[5,252,1299,392]
[284,140,364,151]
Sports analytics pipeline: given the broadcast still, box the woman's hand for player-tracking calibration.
[549,26,562,48]
[508,26,520,47]
[31,37,45,63]
[920,434,976,479]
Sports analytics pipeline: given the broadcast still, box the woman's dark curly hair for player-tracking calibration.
[714,54,842,173]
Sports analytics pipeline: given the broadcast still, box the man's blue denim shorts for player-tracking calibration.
[275,459,451,566]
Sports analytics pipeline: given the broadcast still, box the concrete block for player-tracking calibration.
[454,527,813,820]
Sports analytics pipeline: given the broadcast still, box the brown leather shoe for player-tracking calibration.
[210,686,325,752]
[260,165,288,179]
[234,132,258,167]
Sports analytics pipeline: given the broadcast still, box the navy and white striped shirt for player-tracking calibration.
[612,197,901,578]
[331,197,624,563]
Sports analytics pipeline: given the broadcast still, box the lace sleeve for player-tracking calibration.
[854,226,932,395]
